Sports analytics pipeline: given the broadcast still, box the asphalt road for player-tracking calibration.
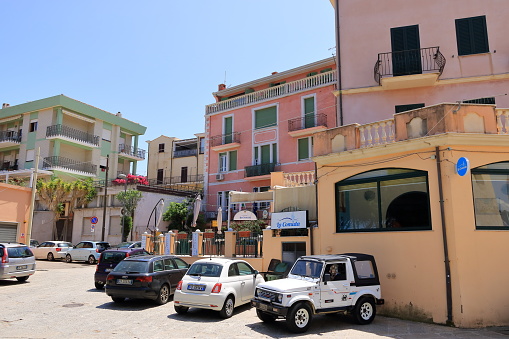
[0,260,507,339]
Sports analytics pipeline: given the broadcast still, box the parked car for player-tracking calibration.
[105,255,189,305]
[94,248,150,289]
[0,242,36,282]
[31,241,73,261]
[29,239,40,248]
[173,258,265,318]
[65,241,111,264]
[113,241,143,249]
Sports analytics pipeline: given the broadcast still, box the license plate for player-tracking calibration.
[105,268,113,272]
[117,279,133,285]
[16,265,27,270]
[187,284,206,291]
[258,303,268,311]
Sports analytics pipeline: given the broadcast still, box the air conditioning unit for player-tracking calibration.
[216,173,224,181]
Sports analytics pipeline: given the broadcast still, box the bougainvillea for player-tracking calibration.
[111,174,149,185]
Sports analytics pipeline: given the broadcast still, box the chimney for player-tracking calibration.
[218,84,226,91]
[271,72,278,75]
[2,103,10,108]
[116,112,122,117]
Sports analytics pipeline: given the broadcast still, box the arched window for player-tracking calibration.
[472,161,509,229]
[335,168,431,232]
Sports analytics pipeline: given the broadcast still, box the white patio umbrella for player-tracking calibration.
[217,206,223,234]
[191,195,202,227]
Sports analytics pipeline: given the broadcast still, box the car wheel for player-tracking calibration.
[111,297,125,303]
[65,254,72,263]
[87,255,97,265]
[174,305,189,315]
[256,309,276,323]
[16,276,29,282]
[47,252,54,261]
[95,282,104,290]
[155,284,170,305]
[286,302,312,333]
[352,297,376,325]
[219,295,235,319]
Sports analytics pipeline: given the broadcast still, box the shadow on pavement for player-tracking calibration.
[168,303,252,323]
[96,297,170,311]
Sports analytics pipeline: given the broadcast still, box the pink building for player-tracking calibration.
[331,0,509,125]
[204,58,337,219]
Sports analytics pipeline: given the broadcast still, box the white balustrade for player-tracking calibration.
[496,109,509,134]
[283,171,316,187]
[358,119,395,148]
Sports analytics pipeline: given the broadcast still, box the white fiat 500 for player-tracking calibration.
[174,258,265,318]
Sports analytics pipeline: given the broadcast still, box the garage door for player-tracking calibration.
[0,223,18,242]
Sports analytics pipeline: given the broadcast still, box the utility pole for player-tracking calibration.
[101,155,109,241]
[26,147,40,244]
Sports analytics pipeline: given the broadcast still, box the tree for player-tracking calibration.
[63,178,97,240]
[162,201,189,232]
[36,177,71,239]
[116,189,142,241]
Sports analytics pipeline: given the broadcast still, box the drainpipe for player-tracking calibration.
[334,0,344,126]
[435,147,453,324]
[310,163,318,255]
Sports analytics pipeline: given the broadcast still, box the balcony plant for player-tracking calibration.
[230,220,264,237]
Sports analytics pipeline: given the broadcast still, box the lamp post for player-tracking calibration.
[117,173,128,242]
[101,155,109,241]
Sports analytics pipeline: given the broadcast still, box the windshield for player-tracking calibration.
[114,242,133,248]
[113,260,148,273]
[290,259,323,279]
[7,246,34,258]
[187,263,222,277]
[102,252,127,263]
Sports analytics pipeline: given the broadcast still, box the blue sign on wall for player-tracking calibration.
[456,157,470,176]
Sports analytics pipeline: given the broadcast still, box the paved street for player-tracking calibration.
[1,260,508,339]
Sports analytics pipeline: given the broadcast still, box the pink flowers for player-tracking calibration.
[112,174,149,185]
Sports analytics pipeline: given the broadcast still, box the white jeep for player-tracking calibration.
[251,253,384,333]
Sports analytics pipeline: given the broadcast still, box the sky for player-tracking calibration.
[0,1,335,175]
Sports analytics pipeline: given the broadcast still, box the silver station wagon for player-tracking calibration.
[0,243,36,282]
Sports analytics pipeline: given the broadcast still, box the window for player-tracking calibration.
[224,116,233,143]
[219,151,237,172]
[237,262,254,275]
[303,96,315,128]
[219,153,227,172]
[153,260,164,272]
[102,129,111,141]
[254,143,277,165]
[391,25,422,76]
[174,258,188,269]
[157,169,164,184]
[218,191,230,209]
[29,120,38,132]
[455,16,489,56]
[336,168,431,232]
[158,143,165,153]
[164,258,175,270]
[25,149,35,162]
[298,137,313,161]
[472,161,509,229]
[463,97,495,105]
[199,138,205,154]
[254,106,277,129]
[395,103,425,113]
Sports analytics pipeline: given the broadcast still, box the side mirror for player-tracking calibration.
[254,270,259,276]
[323,273,331,283]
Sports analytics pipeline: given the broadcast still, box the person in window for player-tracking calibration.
[329,264,340,281]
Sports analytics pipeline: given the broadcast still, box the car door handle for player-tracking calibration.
[343,284,349,287]
[241,282,245,286]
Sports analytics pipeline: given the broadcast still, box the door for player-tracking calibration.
[224,117,233,144]
[304,97,315,129]
[261,145,271,164]
[391,25,421,76]
[237,262,256,302]
[0,223,17,242]
[320,262,350,309]
[181,167,188,183]
[157,169,163,184]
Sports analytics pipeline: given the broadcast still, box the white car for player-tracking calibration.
[65,241,110,264]
[173,258,265,318]
[31,241,73,261]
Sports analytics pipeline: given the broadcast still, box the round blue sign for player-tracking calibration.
[456,157,470,176]
[90,216,99,224]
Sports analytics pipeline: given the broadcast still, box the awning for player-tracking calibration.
[230,191,273,203]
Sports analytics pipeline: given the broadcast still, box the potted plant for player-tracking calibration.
[231,220,264,237]
[177,231,188,239]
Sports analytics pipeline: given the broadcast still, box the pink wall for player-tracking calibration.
[0,183,31,243]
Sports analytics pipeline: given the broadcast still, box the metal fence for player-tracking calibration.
[174,233,192,255]
[234,233,263,258]
[202,233,225,256]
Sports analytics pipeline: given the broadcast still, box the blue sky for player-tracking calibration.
[0,1,335,175]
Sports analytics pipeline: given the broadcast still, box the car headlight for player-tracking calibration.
[255,288,259,297]
[276,293,283,303]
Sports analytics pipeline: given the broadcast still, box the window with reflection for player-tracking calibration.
[335,168,431,232]
[472,161,509,229]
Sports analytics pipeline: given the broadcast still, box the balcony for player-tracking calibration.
[0,161,18,171]
[174,148,198,158]
[288,113,328,137]
[245,162,279,179]
[206,70,336,114]
[118,144,146,160]
[42,156,97,176]
[0,130,22,147]
[210,132,241,152]
[374,47,445,90]
[46,124,99,147]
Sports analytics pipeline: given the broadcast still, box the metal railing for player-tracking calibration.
[202,233,225,256]
[174,233,192,255]
[118,144,146,159]
[173,148,198,158]
[0,130,22,143]
[245,162,278,177]
[374,46,446,85]
[206,70,336,114]
[234,233,262,258]
[288,113,328,132]
[210,132,241,147]
[42,156,97,174]
[46,124,99,146]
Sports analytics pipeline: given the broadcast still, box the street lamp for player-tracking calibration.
[117,173,128,242]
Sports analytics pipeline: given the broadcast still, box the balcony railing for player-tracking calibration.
[245,162,278,178]
[374,46,446,85]
[210,132,241,147]
[0,130,21,143]
[119,144,146,159]
[0,161,18,171]
[46,124,99,146]
[173,148,198,158]
[283,171,316,187]
[42,156,97,175]
[206,70,336,114]
[288,113,327,132]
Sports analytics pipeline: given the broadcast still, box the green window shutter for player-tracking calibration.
[229,151,237,171]
[395,103,425,113]
[261,145,271,164]
[224,117,233,143]
[456,16,489,56]
[306,72,318,77]
[255,106,277,129]
[272,143,277,163]
[298,138,309,160]
[320,68,333,73]
[254,147,258,164]
[304,97,315,128]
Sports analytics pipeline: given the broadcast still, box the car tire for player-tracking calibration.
[95,282,104,290]
[256,309,276,323]
[87,255,97,265]
[47,252,54,261]
[16,276,29,282]
[65,254,72,263]
[112,297,125,303]
[352,297,376,325]
[155,284,170,305]
[219,295,235,319]
[286,302,313,333]
[174,305,189,315]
